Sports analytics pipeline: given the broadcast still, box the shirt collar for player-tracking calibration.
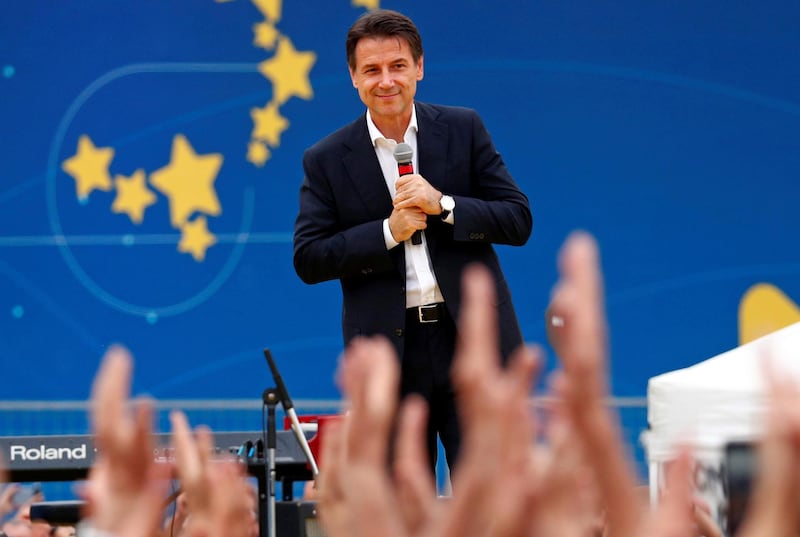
[366,104,418,146]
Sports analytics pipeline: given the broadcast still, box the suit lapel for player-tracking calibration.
[416,102,448,191]
[341,114,405,273]
[341,115,394,219]
[416,102,448,256]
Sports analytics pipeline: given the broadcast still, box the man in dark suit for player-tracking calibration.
[293,9,532,474]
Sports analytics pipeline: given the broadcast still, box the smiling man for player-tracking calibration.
[293,9,532,478]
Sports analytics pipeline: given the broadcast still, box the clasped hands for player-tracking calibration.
[389,174,443,243]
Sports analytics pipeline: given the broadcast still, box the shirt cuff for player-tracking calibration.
[383,219,400,249]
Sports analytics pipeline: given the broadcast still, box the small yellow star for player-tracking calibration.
[251,102,289,147]
[247,140,272,167]
[253,21,280,50]
[149,134,223,229]
[178,215,217,262]
[252,0,282,22]
[352,0,380,9]
[62,135,115,200]
[112,169,157,224]
[258,36,316,105]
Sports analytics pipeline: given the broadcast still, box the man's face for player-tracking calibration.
[349,36,423,124]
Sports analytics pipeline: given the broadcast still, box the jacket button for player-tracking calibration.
[394,328,403,337]
[400,286,406,294]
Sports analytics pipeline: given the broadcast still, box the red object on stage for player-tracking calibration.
[284,414,343,470]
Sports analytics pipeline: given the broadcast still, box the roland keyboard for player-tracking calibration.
[0,430,313,483]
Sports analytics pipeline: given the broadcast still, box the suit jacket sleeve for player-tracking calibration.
[293,136,398,285]
[444,108,532,246]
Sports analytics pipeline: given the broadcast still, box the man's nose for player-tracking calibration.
[378,70,394,87]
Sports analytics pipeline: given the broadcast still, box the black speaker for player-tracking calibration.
[276,501,326,537]
[29,500,83,525]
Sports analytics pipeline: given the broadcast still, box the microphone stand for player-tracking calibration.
[261,387,279,537]
[259,349,320,537]
[263,348,320,479]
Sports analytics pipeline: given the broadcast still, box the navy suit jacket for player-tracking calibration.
[293,101,532,361]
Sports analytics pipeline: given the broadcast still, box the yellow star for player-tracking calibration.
[253,22,280,50]
[352,0,380,9]
[252,0,282,22]
[739,283,800,344]
[251,102,289,146]
[149,134,223,229]
[258,36,316,105]
[247,140,272,167]
[112,169,157,224]
[62,135,115,200]
[178,216,217,262]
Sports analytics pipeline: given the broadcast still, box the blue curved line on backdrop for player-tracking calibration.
[430,58,800,117]
[606,263,800,307]
[113,89,267,148]
[0,175,41,207]
[143,336,341,396]
[48,186,255,318]
[0,259,104,351]
[46,63,265,319]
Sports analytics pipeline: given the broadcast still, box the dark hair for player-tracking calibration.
[346,9,423,70]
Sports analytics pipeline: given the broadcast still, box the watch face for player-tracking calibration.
[441,195,455,211]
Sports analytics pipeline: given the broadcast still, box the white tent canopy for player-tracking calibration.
[645,321,800,463]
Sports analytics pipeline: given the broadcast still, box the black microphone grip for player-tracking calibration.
[263,348,293,410]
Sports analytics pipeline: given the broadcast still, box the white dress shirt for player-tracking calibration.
[366,106,447,309]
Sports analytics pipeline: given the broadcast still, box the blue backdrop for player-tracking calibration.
[2,1,799,421]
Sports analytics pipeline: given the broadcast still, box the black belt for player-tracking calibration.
[407,303,445,324]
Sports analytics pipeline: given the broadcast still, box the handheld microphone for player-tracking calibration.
[393,143,422,245]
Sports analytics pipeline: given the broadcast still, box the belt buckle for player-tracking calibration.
[418,304,438,323]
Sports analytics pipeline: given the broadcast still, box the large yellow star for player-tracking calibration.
[251,102,289,146]
[258,36,316,105]
[112,169,157,224]
[62,135,115,200]
[178,216,217,262]
[252,0,282,22]
[253,21,280,50]
[247,140,271,167]
[739,283,800,344]
[149,134,223,229]
[352,0,380,9]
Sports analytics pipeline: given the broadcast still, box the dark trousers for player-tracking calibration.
[401,304,461,475]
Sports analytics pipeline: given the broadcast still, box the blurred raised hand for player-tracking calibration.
[82,345,170,537]
[547,232,699,537]
[170,410,257,537]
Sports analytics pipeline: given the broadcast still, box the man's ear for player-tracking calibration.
[417,55,424,81]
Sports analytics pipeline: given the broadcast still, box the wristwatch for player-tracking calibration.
[439,195,455,220]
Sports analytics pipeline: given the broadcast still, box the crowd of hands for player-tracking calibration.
[3,232,800,537]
